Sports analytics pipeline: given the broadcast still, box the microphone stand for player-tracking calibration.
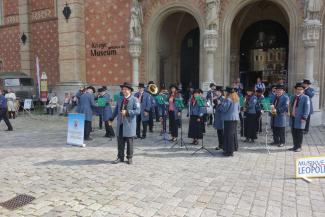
[170,111,188,150]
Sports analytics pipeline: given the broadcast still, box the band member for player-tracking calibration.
[302,79,315,134]
[271,85,289,147]
[213,86,224,150]
[255,77,265,93]
[5,89,16,119]
[110,82,140,164]
[147,81,156,132]
[98,88,115,138]
[168,84,182,142]
[243,87,258,143]
[255,88,264,133]
[206,83,217,125]
[289,82,310,152]
[217,87,240,157]
[157,86,169,134]
[188,89,206,145]
[134,83,152,139]
[199,89,207,133]
[0,89,13,131]
[268,85,277,103]
[79,86,96,141]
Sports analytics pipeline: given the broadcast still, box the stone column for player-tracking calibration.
[19,0,32,76]
[302,20,322,83]
[302,19,322,125]
[129,38,142,87]
[203,29,218,90]
[57,0,86,84]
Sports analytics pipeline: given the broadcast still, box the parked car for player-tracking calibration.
[0,72,37,104]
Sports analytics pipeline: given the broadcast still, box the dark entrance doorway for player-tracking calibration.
[239,20,289,89]
[180,28,200,89]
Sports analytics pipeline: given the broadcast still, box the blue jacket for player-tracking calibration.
[289,94,310,129]
[112,95,140,137]
[272,95,289,127]
[256,95,264,113]
[304,87,315,114]
[217,97,240,121]
[268,92,276,103]
[79,92,96,121]
[75,91,83,113]
[134,91,152,122]
[213,96,224,129]
[0,95,7,109]
[189,100,205,117]
[98,93,113,121]
[246,95,258,114]
[168,95,183,120]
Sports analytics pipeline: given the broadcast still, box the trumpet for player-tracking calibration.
[271,105,277,116]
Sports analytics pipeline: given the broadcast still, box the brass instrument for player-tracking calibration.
[148,84,159,95]
[271,105,277,116]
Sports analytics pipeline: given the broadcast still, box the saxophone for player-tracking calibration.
[271,105,277,116]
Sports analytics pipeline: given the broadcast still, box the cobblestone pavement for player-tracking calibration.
[0,114,325,217]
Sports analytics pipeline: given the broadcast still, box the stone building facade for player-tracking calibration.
[0,0,324,124]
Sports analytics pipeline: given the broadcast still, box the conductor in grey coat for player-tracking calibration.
[110,82,140,164]
[79,86,96,140]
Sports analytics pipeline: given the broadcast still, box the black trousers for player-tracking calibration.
[305,114,311,133]
[149,109,154,131]
[104,121,115,137]
[273,127,285,144]
[169,111,179,138]
[99,115,103,129]
[291,118,304,149]
[47,108,54,115]
[84,120,92,139]
[154,106,160,122]
[117,124,133,160]
[208,114,213,125]
[256,112,262,133]
[0,109,13,130]
[217,129,224,148]
[136,115,148,138]
[239,113,244,137]
[223,121,238,154]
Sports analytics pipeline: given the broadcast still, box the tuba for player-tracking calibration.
[148,84,158,95]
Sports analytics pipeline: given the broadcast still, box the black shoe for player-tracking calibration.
[223,152,234,157]
[244,138,249,143]
[127,159,133,165]
[112,158,124,164]
[6,129,13,131]
[250,139,255,143]
[278,144,284,147]
[215,147,221,150]
[84,137,93,141]
[141,136,146,139]
[270,142,277,146]
[294,148,302,152]
[287,147,295,151]
[149,130,153,133]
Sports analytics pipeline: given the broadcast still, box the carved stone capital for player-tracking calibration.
[129,37,142,58]
[203,29,218,53]
[302,19,322,47]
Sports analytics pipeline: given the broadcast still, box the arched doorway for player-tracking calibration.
[158,12,200,88]
[230,1,290,90]
[239,20,289,88]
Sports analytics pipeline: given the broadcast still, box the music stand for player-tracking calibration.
[191,119,214,156]
[170,112,188,150]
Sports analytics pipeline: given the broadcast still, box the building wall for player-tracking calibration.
[0,0,20,72]
[29,0,59,87]
[84,0,131,85]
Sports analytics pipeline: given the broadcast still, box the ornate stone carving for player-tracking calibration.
[204,29,218,53]
[302,20,322,47]
[31,9,52,22]
[5,15,19,25]
[206,0,220,31]
[129,38,142,58]
[129,0,143,41]
[304,0,323,21]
